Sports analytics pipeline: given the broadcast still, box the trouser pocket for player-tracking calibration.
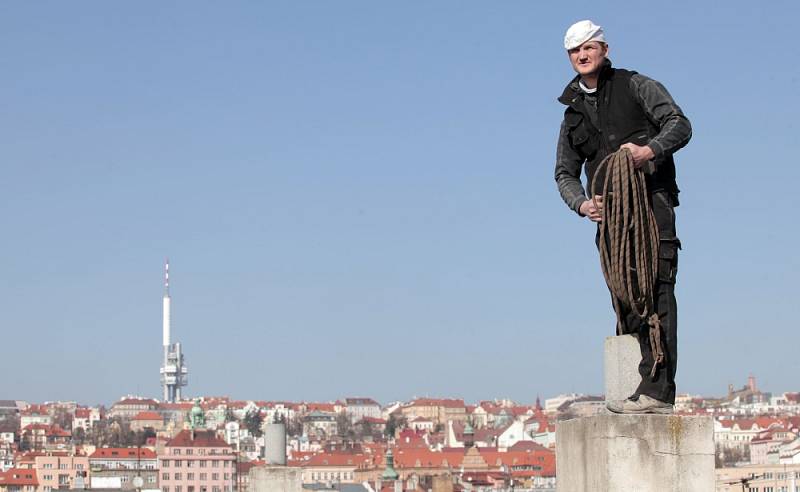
[651,191,680,284]
[658,240,680,284]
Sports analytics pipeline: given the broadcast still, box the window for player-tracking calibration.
[148,477,156,484]
[187,474,194,480]
[162,473,169,481]
[173,449,182,455]
[199,474,207,481]
[176,487,182,492]
[212,487,220,492]
[162,460,170,468]
[212,461,219,468]
[187,461,194,468]
[162,488,169,492]
[175,473,182,481]
[212,474,219,480]
[224,473,229,480]
[175,460,182,468]
[199,461,206,468]
[186,449,193,455]
[121,476,129,483]
[188,487,195,492]
[75,464,83,470]
[59,464,68,470]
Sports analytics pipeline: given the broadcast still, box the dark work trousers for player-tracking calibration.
[598,191,680,404]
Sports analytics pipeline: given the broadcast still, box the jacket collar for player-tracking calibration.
[558,58,613,106]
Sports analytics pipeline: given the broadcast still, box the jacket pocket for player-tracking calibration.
[565,112,595,156]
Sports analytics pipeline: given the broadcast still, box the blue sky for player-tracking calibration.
[1,1,797,406]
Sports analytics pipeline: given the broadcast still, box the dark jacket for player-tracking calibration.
[554,60,692,214]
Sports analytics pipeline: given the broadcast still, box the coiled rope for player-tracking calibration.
[591,148,663,378]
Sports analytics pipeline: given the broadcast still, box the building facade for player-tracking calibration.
[159,430,236,492]
[344,399,381,424]
[27,452,88,492]
[89,448,158,490]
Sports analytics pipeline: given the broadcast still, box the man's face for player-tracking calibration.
[568,41,608,77]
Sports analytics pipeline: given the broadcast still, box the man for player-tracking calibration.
[554,20,691,414]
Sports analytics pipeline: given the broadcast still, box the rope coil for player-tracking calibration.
[591,148,664,378]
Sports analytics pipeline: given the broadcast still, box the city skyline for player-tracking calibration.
[2,1,798,404]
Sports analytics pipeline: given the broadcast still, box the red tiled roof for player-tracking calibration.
[303,452,372,468]
[288,451,316,461]
[166,429,230,448]
[22,423,49,432]
[359,417,386,424]
[0,468,39,486]
[114,398,158,407]
[132,411,162,421]
[22,424,70,437]
[90,448,157,459]
[49,426,71,437]
[508,441,548,452]
[74,409,92,419]
[393,448,465,469]
[305,403,336,412]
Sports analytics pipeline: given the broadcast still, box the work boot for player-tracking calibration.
[606,394,673,414]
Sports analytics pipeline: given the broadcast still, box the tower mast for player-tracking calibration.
[160,259,188,402]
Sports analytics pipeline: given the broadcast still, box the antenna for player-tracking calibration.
[164,258,170,296]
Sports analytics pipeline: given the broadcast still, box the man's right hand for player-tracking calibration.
[579,195,604,222]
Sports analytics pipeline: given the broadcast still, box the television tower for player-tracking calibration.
[159,259,188,402]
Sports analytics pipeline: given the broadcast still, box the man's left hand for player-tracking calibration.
[620,143,655,168]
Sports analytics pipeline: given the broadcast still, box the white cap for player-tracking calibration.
[564,20,606,50]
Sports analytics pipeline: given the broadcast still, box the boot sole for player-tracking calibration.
[606,405,674,415]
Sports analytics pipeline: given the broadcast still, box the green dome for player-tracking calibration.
[381,449,399,480]
[190,400,205,429]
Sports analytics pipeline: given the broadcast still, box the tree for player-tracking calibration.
[715,443,750,468]
[286,417,303,437]
[336,413,354,439]
[355,420,374,439]
[73,427,86,445]
[52,409,73,431]
[384,414,407,438]
[243,410,264,437]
